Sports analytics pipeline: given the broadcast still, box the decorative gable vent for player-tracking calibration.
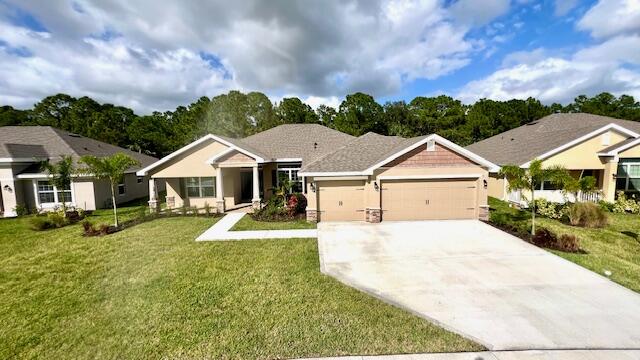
[601,132,611,146]
[426,139,436,152]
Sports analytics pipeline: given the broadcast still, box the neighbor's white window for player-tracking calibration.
[617,163,640,192]
[37,180,72,204]
[185,177,216,197]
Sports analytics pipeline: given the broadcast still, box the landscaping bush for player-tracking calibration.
[567,202,608,228]
[612,191,640,214]
[286,193,307,216]
[598,200,615,212]
[532,227,581,253]
[533,199,567,220]
[13,204,31,216]
[488,211,531,239]
[30,216,55,230]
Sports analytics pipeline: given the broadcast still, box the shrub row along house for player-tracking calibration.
[467,113,640,206]
[137,124,498,222]
[0,126,158,217]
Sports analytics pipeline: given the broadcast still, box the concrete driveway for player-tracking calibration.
[318,220,640,351]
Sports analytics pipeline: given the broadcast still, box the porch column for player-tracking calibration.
[216,166,225,213]
[251,165,261,210]
[147,178,160,213]
[602,159,618,203]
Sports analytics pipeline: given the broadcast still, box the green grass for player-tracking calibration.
[230,214,317,231]
[0,206,480,359]
[489,197,640,292]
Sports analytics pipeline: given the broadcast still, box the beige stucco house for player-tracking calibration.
[466,113,640,205]
[0,126,158,217]
[138,124,498,222]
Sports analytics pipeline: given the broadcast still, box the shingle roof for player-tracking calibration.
[299,132,425,173]
[0,126,158,172]
[465,113,640,166]
[240,124,355,164]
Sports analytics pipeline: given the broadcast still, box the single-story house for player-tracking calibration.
[466,113,640,205]
[137,124,498,222]
[0,126,159,217]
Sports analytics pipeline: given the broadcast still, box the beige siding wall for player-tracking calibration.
[542,130,629,169]
[488,175,506,200]
[152,140,227,178]
[619,143,640,158]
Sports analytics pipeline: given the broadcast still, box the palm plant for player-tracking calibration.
[272,177,292,207]
[499,159,569,235]
[78,153,140,227]
[563,175,598,203]
[40,155,75,216]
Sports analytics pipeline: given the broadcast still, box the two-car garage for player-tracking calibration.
[315,178,480,222]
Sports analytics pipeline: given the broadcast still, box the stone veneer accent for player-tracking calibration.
[306,209,318,223]
[216,200,226,214]
[479,206,489,221]
[385,143,475,168]
[366,208,382,223]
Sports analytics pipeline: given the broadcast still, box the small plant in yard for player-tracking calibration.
[78,153,140,228]
[567,202,608,228]
[499,159,569,235]
[204,202,212,216]
[532,227,581,253]
[534,199,567,220]
[29,208,86,231]
[13,204,31,216]
[612,191,640,214]
[40,155,75,217]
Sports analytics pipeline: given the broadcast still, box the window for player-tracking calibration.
[37,180,72,204]
[118,182,126,195]
[277,163,303,193]
[616,162,640,193]
[185,177,216,197]
[536,179,561,191]
[137,176,143,184]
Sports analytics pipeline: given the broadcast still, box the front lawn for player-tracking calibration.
[0,208,479,359]
[489,197,640,292]
[230,214,316,231]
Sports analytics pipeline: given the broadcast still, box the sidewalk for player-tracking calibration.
[296,349,640,360]
[196,213,317,241]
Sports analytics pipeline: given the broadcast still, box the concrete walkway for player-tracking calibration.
[318,220,640,350]
[196,213,317,241]
[297,349,640,360]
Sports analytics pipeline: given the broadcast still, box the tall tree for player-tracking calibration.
[78,153,140,227]
[316,105,337,128]
[334,92,384,136]
[275,97,318,125]
[31,94,76,128]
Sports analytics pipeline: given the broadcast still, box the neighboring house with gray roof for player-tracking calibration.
[138,124,497,223]
[466,113,640,204]
[0,126,159,217]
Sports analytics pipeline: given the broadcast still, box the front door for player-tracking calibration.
[240,171,253,203]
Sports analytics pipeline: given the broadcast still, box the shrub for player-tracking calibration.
[180,204,188,216]
[598,200,614,212]
[533,199,567,220]
[13,204,30,216]
[532,227,581,253]
[489,211,531,239]
[47,212,69,228]
[204,202,212,216]
[567,202,608,228]
[30,216,54,230]
[286,193,307,216]
[612,191,640,214]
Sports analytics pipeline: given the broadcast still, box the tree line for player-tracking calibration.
[1,91,639,158]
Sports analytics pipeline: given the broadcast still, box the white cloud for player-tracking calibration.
[577,0,640,38]
[457,35,640,104]
[449,0,511,27]
[554,0,579,16]
[303,96,342,110]
[0,0,486,113]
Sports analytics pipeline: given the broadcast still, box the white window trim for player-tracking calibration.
[277,163,304,194]
[185,177,217,198]
[33,179,76,209]
[617,163,640,192]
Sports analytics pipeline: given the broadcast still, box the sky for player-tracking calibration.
[0,0,639,114]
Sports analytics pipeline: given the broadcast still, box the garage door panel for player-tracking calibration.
[382,179,477,221]
[318,181,365,222]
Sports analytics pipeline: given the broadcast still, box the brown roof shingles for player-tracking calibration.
[0,126,158,171]
[466,113,640,166]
